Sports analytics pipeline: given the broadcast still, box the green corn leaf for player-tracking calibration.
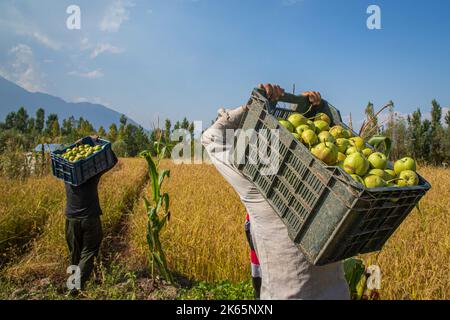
[159,211,170,230]
[162,193,170,213]
[343,258,366,296]
[140,151,160,202]
[368,135,392,158]
[143,196,150,211]
[158,169,170,190]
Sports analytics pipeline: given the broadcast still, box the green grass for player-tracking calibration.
[177,280,255,300]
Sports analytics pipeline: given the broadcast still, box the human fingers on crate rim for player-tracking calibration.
[302,91,322,106]
[258,83,285,101]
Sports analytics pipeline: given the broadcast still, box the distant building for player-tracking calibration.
[34,144,62,153]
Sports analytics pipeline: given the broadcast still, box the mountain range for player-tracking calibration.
[0,75,142,130]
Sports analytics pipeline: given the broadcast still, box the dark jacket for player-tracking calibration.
[64,152,118,218]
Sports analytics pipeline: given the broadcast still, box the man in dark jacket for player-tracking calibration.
[64,135,118,292]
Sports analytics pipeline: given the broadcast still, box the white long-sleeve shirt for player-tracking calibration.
[201,105,349,300]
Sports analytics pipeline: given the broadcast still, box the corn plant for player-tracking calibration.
[344,258,380,300]
[140,140,174,284]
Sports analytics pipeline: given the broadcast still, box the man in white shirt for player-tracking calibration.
[202,83,349,300]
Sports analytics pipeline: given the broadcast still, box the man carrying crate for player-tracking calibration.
[64,135,118,294]
[202,84,349,300]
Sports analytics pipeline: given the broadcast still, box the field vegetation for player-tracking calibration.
[0,160,447,299]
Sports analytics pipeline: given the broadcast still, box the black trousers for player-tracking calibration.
[65,215,103,289]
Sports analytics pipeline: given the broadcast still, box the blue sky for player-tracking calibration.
[0,0,449,130]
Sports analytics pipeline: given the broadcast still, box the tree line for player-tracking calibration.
[0,106,197,159]
[1,100,448,166]
[361,99,449,165]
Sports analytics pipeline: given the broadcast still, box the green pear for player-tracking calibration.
[295,124,312,136]
[279,120,294,133]
[349,137,365,150]
[301,129,318,146]
[335,138,350,153]
[362,148,373,157]
[318,131,336,143]
[287,113,308,128]
[350,174,365,186]
[346,146,360,156]
[337,152,347,162]
[311,142,338,165]
[329,125,347,139]
[368,152,388,170]
[344,152,369,176]
[314,120,330,133]
[384,169,396,181]
[398,170,419,186]
[306,120,315,131]
[394,157,416,175]
[344,129,353,138]
[368,168,386,178]
[364,175,387,188]
[313,113,331,125]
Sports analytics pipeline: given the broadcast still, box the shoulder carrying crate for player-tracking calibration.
[51,136,116,186]
[233,89,431,265]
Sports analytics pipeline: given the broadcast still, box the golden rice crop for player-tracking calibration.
[0,176,64,260]
[1,158,447,300]
[127,160,249,283]
[4,158,148,282]
[128,162,448,299]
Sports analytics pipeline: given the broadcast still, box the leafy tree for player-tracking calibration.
[35,108,45,133]
[421,119,432,163]
[98,126,106,137]
[181,117,190,130]
[77,117,95,137]
[108,123,118,142]
[188,121,195,140]
[27,118,35,134]
[407,109,423,161]
[45,113,59,134]
[392,118,408,160]
[430,100,443,165]
[123,124,150,156]
[15,107,29,132]
[51,119,60,138]
[112,140,127,157]
[62,117,74,136]
[173,121,180,130]
[4,112,16,130]
[120,114,128,127]
[445,110,450,126]
[164,119,171,142]
[118,114,128,140]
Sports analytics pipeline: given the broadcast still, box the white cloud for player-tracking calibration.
[27,31,61,50]
[90,43,124,58]
[0,44,45,92]
[99,0,135,32]
[68,69,104,79]
[0,18,61,50]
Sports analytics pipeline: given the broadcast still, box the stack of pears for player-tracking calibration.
[278,112,419,188]
[60,144,103,163]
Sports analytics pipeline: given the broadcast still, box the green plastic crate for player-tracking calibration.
[233,89,431,265]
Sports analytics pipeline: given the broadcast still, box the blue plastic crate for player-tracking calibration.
[51,136,116,186]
